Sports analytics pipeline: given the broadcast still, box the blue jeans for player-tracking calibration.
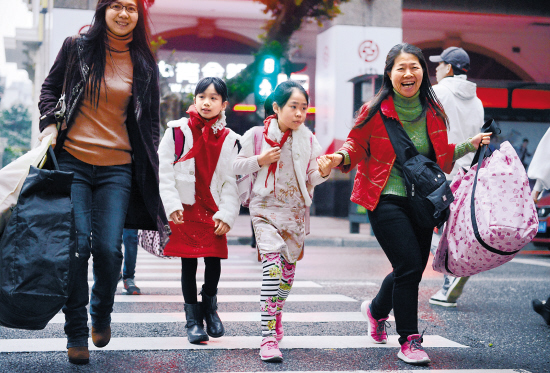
[122,229,138,279]
[57,150,132,348]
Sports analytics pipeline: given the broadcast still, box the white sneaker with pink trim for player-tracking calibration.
[259,336,283,362]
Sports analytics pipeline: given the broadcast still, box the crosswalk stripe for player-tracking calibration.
[49,312,395,324]
[0,335,467,352]
[112,294,357,303]
[91,272,260,279]
[98,280,322,289]
[210,371,528,373]
[511,258,550,267]
[114,264,260,270]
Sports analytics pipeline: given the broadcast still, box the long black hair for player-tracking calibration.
[270,80,309,113]
[194,77,228,102]
[355,43,448,129]
[82,0,156,108]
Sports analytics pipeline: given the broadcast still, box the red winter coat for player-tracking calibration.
[338,95,456,211]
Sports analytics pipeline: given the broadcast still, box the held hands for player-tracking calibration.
[257,147,281,166]
[37,123,58,146]
[470,132,492,149]
[214,219,230,236]
[317,156,333,178]
[319,154,344,169]
[170,210,184,224]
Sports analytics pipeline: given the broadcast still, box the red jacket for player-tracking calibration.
[338,95,455,211]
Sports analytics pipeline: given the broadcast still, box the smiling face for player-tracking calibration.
[273,88,308,132]
[105,0,138,37]
[194,83,228,120]
[389,52,423,98]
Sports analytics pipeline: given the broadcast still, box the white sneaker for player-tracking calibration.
[429,276,469,307]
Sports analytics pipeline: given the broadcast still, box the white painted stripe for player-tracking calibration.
[49,312,394,324]
[120,264,260,270]
[0,335,467,352]
[97,280,322,289]
[112,294,358,303]
[89,272,260,279]
[510,258,550,267]
[209,371,528,373]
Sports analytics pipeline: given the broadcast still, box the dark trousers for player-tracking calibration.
[57,150,132,348]
[181,257,221,303]
[368,195,433,345]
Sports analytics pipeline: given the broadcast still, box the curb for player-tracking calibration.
[227,236,380,248]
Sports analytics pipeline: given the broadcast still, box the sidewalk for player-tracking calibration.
[227,214,380,247]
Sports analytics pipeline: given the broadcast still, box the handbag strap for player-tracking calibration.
[379,110,420,167]
[469,144,520,256]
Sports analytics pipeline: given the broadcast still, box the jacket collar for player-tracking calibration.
[380,95,399,121]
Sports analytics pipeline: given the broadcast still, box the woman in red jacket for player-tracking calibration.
[320,43,490,365]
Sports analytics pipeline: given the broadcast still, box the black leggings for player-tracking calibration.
[181,257,221,304]
[367,195,433,345]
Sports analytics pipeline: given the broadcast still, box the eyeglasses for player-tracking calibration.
[109,2,138,14]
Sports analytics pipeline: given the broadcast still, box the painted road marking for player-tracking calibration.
[111,294,358,303]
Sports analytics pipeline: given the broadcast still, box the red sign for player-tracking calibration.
[358,40,379,62]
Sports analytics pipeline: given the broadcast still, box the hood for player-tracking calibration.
[439,75,478,100]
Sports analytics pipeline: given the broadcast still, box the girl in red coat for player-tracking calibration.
[158,77,240,344]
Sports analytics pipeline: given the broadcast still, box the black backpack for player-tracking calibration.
[380,111,454,229]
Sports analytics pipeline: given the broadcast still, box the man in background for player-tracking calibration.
[428,47,485,307]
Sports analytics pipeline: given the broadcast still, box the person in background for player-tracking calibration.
[516,138,532,169]
[427,46,484,308]
[320,43,490,365]
[37,0,168,365]
[528,127,550,325]
[122,228,141,295]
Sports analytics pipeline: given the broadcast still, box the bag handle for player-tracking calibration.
[470,118,500,168]
[469,143,520,256]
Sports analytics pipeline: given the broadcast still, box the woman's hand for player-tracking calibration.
[214,219,230,235]
[37,123,58,146]
[257,147,281,166]
[470,132,492,149]
[319,154,344,169]
[317,156,332,178]
[170,210,184,224]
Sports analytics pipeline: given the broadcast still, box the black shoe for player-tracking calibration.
[184,303,209,344]
[532,299,550,325]
[201,291,225,338]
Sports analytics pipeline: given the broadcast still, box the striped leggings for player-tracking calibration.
[260,253,296,338]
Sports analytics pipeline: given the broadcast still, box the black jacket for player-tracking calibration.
[38,35,169,243]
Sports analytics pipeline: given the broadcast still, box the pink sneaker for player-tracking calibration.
[259,336,283,362]
[275,313,283,341]
[361,300,388,344]
[397,334,431,365]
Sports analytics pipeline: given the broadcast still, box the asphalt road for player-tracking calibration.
[0,242,548,373]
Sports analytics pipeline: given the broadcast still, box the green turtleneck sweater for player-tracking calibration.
[339,90,476,197]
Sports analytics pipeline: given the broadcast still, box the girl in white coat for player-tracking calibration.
[233,81,331,362]
[158,77,240,344]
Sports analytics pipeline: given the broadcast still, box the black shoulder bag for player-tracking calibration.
[380,111,454,229]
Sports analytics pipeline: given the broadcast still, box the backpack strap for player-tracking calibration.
[173,127,185,162]
[252,126,264,155]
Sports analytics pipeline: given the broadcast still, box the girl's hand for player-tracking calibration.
[170,210,184,224]
[317,156,332,178]
[37,123,58,146]
[214,219,230,235]
[470,132,492,149]
[319,154,344,169]
[257,147,281,166]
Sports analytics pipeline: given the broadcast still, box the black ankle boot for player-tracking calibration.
[184,303,209,344]
[200,291,225,338]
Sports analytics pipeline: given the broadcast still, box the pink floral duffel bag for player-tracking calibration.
[433,141,539,277]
